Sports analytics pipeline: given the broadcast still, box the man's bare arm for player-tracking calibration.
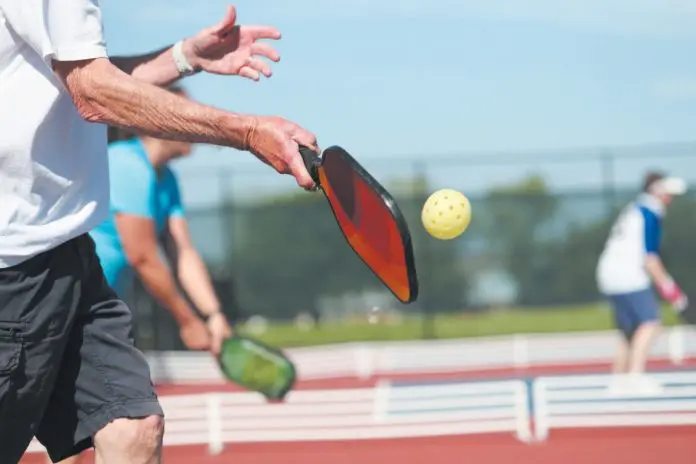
[116,214,199,327]
[53,57,252,147]
[110,45,185,87]
[646,253,688,309]
[167,217,222,318]
[645,253,671,288]
[52,56,319,189]
[108,5,283,86]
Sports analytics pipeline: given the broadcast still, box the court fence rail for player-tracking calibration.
[145,327,696,384]
[533,371,696,440]
[26,371,696,455]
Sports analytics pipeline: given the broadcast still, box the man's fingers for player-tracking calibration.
[287,145,316,190]
[246,25,282,41]
[250,42,281,62]
[215,5,238,35]
[292,130,319,154]
[239,66,260,81]
[246,58,272,78]
[292,166,317,190]
[211,335,223,356]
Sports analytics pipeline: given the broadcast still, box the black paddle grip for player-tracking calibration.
[298,145,321,184]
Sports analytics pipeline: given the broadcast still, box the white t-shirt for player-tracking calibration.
[596,194,664,295]
[0,0,109,268]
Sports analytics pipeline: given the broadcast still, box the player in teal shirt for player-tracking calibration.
[90,137,185,295]
[90,86,232,358]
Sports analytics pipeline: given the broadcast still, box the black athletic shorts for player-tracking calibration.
[0,234,163,463]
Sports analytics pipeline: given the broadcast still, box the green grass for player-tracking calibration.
[251,303,683,348]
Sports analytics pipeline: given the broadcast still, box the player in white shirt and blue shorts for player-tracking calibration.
[596,172,688,377]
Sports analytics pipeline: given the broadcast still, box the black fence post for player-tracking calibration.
[220,169,233,260]
[412,161,436,340]
[601,151,616,217]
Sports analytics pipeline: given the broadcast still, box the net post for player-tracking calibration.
[206,393,224,455]
[372,379,391,423]
[514,380,532,442]
[412,160,436,340]
[532,378,548,441]
[600,151,617,215]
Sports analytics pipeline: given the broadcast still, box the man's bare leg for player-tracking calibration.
[628,321,661,373]
[612,335,631,374]
[93,416,164,464]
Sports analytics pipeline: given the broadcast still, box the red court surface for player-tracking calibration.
[20,427,696,464]
[162,427,695,464]
[20,359,696,463]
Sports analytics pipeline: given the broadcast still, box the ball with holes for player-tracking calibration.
[421,189,471,240]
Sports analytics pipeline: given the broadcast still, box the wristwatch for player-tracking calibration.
[172,40,200,77]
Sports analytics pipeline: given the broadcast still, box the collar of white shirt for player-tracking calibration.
[637,193,665,217]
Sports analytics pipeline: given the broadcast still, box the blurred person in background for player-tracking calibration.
[1,0,318,462]
[92,84,233,356]
[48,85,234,464]
[596,171,688,384]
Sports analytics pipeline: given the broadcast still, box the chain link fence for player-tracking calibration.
[129,144,696,349]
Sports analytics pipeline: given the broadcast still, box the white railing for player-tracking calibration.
[378,379,531,442]
[533,371,696,440]
[146,327,696,384]
[27,369,696,455]
[26,379,531,454]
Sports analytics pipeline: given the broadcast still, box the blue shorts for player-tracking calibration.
[608,288,660,341]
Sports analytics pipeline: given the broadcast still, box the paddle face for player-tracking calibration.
[217,334,296,400]
[300,145,418,304]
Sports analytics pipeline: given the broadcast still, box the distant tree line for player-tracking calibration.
[130,174,696,349]
[221,175,696,318]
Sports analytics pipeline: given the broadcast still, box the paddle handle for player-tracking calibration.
[298,145,321,185]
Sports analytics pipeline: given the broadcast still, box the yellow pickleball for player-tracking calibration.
[421,189,471,240]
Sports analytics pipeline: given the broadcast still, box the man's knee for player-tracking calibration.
[634,320,661,339]
[95,415,164,455]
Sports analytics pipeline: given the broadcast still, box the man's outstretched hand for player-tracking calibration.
[179,4,320,189]
[183,5,281,81]
[244,116,320,190]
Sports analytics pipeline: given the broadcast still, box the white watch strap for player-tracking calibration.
[172,40,197,76]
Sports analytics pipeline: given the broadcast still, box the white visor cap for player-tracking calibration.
[652,176,687,196]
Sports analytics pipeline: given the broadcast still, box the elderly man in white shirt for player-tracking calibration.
[0,2,318,463]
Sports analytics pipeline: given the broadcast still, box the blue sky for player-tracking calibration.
[101,0,696,207]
